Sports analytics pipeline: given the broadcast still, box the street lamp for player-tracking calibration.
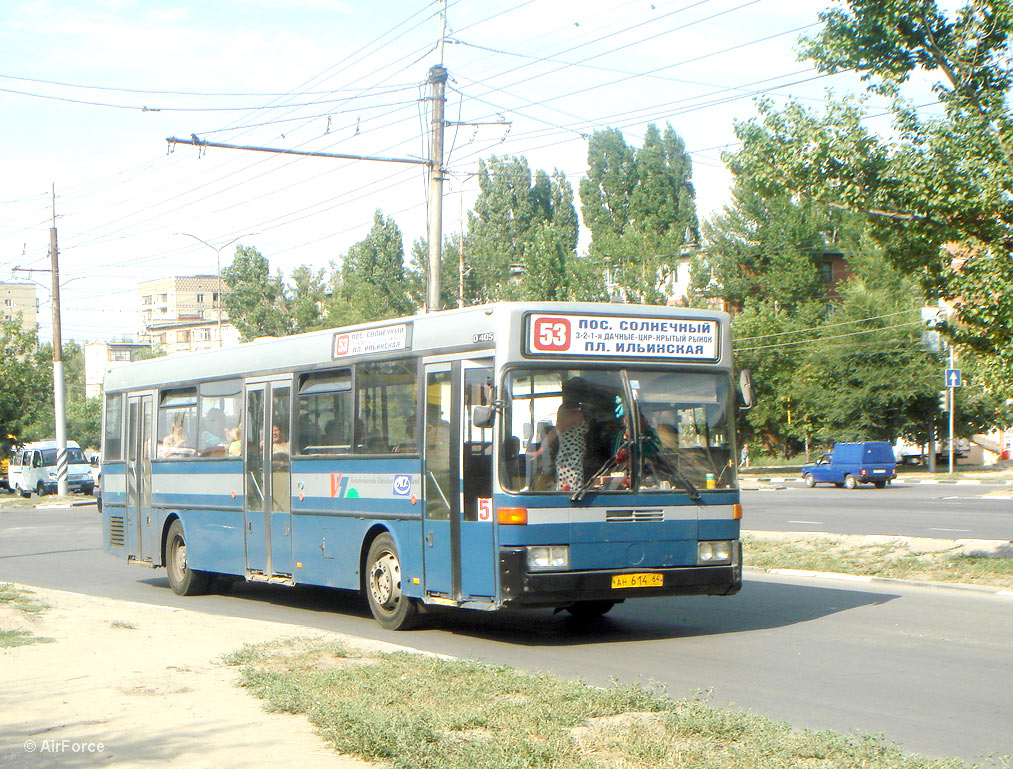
[177,232,257,347]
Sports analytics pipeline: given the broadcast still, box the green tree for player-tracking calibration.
[799,249,943,447]
[221,246,292,341]
[0,319,48,448]
[339,209,413,322]
[464,157,580,302]
[730,0,1013,391]
[23,340,102,449]
[695,180,849,455]
[288,265,329,333]
[581,123,698,302]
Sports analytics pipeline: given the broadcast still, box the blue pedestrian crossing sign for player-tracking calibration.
[945,368,962,388]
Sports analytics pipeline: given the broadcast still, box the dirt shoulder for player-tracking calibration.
[0,584,393,769]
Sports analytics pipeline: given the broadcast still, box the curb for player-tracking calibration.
[747,476,1013,486]
[34,498,97,509]
[744,565,1013,597]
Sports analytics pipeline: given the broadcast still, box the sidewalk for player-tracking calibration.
[0,585,387,769]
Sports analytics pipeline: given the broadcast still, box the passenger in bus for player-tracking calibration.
[199,408,227,455]
[159,415,190,457]
[271,423,290,459]
[530,378,590,491]
[226,420,242,457]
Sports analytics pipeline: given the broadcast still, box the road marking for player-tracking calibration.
[786,520,823,525]
[929,527,971,533]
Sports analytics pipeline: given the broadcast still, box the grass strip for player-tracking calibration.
[224,639,982,769]
[0,583,54,647]
[743,536,1013,589]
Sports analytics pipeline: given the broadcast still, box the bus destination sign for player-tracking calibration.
[526,313,718,360]
[333,323,409,358]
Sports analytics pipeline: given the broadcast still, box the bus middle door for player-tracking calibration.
[243,380,293,579]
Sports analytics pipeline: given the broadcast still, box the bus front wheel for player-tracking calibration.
[566,600,616,619]
[165,520,209,596]
[365,533,419,630]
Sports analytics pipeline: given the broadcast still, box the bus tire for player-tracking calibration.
[17,484,30,499]
[365,533,419,630]
[804,473,815,488]
[843,474,858,490]
[165,520,209,596]
[566,600,616,619]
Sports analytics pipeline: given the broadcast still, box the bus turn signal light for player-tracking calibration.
[498,507,528,525]
[732,504,742,520]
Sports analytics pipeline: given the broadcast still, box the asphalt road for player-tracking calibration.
[742,483,1013,540]
[1,505,1011,763]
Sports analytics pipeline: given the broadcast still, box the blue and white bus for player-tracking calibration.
[101,302,750,629]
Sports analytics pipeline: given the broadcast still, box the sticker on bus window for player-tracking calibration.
[478,498,492,521]
[526,313,718,361]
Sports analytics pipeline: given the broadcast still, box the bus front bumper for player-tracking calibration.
[498,545,742,608]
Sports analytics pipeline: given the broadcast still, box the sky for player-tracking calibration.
[0,0,888,344]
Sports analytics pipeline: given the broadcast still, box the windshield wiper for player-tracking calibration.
[642,439,702,504]
[570,439,632,502]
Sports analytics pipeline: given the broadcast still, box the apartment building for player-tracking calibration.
[84,341,153,398]
[138,275,238,353]
[1,282,38,333]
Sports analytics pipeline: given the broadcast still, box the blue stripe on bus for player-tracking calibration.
[699,519,740,540]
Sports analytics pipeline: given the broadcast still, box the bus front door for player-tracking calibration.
[125,394,153,562]
[422,360,496,603]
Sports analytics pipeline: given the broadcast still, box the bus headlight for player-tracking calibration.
[526,546,569,572]
[698,541,732,565]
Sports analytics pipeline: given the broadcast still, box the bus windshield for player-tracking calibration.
[500,368,735,494]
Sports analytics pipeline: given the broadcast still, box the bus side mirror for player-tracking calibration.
[738,369,755,410]
[472,405,496,429]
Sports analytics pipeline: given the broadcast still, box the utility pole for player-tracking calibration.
[948,345,956,474]
[49,185,68,496]
[426,0,448,312]
[426,63,448,312]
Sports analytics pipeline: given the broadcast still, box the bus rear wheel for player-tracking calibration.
[165,520,209,596]
[365,533,419,630]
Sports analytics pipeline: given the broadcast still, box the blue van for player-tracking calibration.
[801,442,897,489]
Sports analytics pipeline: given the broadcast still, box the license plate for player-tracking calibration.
[873,469,887,474]
[611,573,663,589]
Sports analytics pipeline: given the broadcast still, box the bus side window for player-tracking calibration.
[355,360,417,455]
[296,369,352,454]
[157,389,197,459]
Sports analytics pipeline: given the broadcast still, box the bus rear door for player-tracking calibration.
[125,393,154,562]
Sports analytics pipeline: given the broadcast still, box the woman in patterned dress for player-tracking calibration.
[531,379,590,491]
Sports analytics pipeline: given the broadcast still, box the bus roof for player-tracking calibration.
[104,302,731,394]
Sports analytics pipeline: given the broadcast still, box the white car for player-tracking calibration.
[8,440,95,497]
